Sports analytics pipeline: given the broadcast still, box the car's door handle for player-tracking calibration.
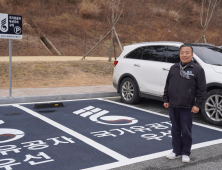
[134,64,140,67]
[163,68,170,71]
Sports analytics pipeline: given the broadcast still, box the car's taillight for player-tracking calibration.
[114,61,118,67]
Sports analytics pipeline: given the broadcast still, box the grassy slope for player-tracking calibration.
[0,0,222,56]
[0,60,114,88]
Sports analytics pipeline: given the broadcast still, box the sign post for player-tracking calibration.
[9,39,12,97]
[0,13,22,97]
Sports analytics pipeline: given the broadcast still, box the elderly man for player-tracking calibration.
[163,44,207,163]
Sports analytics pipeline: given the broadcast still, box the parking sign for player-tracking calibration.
[0,13,22,39]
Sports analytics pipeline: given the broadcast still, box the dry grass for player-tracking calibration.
[0,34,50,56]
[0,61,114,89]
[154,9,167,17]
[0,0,222,57]
[169,10,180,21]
[0,0,6,7]
[79,0,101,19]
[154,9,179,21]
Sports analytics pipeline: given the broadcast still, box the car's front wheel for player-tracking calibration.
[120,77,140,104]
[201,89,222,125]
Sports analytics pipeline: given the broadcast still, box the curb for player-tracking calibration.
[0,91,119,104]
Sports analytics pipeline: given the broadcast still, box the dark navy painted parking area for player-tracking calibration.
[0,105,115,170]
[1,99,222,170]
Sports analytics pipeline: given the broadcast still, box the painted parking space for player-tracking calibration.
[1,98,222,170]
[0,105,117,170]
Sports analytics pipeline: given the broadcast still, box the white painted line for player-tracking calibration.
[91,108,102,113]
[13,104,129,162]
[81,150,172,170]
[80,111,93,117]
[100,99,222,132]
[191,139,222,150]
[73,109,86,115]
[192,121,222,132]
[89,110,109,121]
[83,139,222,170]
[98,98,169,118]
[104,96,120,99]
[83,106,95,110]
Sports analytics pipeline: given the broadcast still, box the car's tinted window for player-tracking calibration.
[142,46,166,62]
[193,46,222,65]
[166,46,180,63]
[125,48,143,59]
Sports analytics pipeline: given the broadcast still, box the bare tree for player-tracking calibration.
[82,0,125,61]
[196,0,221,43]
[109,0,125,62]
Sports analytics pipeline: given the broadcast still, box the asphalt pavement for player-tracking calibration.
[2,98,222,170]
[107,97,222,170]
[1,81,222,170]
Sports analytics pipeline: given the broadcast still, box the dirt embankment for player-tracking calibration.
[0,61,114,89]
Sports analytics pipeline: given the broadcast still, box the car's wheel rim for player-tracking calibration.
[121,81,134,101]
[205,95,222,121]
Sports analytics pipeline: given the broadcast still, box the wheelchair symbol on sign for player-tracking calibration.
[0,120,25,143]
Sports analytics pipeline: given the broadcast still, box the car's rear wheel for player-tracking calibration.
[201,89,222,125]
[120,77,140,104]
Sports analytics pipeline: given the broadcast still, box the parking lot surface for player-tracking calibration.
[1,98,222,170]
[108,98,222,170]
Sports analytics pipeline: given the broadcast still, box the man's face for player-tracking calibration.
[180,46,193,64]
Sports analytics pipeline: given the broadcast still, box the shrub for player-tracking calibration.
[79,0,101,19]
[169,10,180,22]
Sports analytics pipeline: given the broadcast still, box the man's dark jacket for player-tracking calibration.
[163,61,207,109]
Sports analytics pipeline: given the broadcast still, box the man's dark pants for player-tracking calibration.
[169,106,194,156]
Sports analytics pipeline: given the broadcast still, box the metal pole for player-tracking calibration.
[9,39,12,97]
[109,0,115,62]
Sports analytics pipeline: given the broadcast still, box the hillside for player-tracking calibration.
[0,0,222,57]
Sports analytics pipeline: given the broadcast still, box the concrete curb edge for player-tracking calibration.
[0,91,119,104]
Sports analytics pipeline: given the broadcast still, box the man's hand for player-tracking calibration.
[164,103,169,108]
[191,106,199,113]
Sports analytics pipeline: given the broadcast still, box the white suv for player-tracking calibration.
[113,41,222,125]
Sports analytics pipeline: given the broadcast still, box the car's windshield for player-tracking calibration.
[193,46,222,65]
